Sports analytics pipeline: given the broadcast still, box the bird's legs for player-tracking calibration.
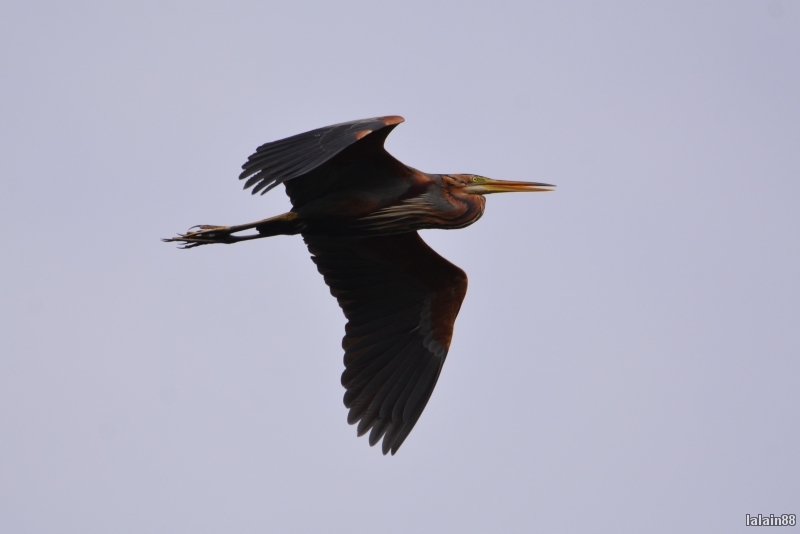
[163,212,301,249]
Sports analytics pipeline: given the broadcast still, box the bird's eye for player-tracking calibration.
[472,176,479,182]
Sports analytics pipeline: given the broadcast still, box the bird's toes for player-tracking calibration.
[184,225,230,238]
[163,224,234,248]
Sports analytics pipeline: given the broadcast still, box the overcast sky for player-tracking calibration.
[1,1,798,533]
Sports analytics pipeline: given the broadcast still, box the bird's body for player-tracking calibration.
[165,116,552,454]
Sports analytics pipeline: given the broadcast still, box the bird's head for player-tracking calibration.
[450,174,555,195]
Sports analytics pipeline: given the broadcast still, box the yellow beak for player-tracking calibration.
[463,178,555,195]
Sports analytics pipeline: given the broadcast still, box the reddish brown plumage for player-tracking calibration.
[357,233,467,350]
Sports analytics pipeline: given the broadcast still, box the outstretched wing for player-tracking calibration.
[239,116,405,197]
[304,232,468,455]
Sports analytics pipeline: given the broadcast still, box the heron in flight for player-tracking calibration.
[165,116,553,454]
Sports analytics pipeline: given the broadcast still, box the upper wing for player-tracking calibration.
[239,116,405,197]
[304,232,468,455]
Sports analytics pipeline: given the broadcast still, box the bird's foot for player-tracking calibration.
[162,225,236,249]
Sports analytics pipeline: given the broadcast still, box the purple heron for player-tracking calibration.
[165,116,553,454]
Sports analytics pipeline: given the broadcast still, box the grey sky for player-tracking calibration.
[1,1,798,532]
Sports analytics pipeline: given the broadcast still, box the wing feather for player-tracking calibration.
[239,116,405,200]
[304,231,467,454]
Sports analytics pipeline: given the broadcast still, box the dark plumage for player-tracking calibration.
[164,116,553,454]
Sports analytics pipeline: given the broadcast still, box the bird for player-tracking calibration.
[164,116,553,455]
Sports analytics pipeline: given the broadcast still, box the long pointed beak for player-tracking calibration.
[464,178,555,195]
